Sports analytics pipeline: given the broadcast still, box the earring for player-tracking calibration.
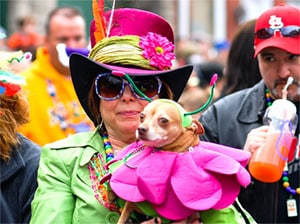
[98,116,106,133]
[99,119,104,129]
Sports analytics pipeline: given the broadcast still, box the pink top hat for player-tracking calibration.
[70,8,193,125]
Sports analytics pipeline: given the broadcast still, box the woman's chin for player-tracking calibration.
[119,121,139,134]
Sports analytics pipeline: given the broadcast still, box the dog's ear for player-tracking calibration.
[190,120,205,135]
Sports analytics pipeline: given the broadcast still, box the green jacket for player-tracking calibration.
[30,128,255,224]
[30,128,120,224]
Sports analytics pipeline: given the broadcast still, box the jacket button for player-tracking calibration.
[106,211,120,223]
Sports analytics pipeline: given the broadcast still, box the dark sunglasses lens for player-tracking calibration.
[282,26,300,37]
[132,76,159,98]
[97,75,123,98]
[256,28,273,39]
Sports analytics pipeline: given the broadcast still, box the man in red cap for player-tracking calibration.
[200,4,300,223]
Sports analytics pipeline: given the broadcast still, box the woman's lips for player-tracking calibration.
[118,110,140,117]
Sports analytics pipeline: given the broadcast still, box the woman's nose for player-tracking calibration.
[121,85,136,101]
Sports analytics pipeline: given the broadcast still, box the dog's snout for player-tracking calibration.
[138,126,148,135]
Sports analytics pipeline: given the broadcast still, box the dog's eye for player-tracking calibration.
[140,113,145,122]
[159,117,168,126]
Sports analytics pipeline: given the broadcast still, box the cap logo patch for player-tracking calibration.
[269,15,284,30]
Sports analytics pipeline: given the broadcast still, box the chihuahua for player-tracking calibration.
[137,99,204,152]
[117,99,204,223]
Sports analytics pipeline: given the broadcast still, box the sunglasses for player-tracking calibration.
[95,73,162,100]
[255,26,300,39]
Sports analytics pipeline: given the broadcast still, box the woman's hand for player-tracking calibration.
[141,217,162,224]
[243,125,269,155]
[142,213,202,224]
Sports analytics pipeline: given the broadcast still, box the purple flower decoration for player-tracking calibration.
[139,32,175,70]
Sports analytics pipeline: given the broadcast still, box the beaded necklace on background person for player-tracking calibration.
[46,79,92,133]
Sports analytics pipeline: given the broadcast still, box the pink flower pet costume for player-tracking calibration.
[103,138,251,221]
[101,96,252,221]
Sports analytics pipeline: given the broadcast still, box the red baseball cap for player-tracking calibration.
[254,4,300,57]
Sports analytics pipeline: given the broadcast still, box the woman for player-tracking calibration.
[30,7,255,224]
[0,51,41,223]
[220,19,261,97]
[30,7,194,224]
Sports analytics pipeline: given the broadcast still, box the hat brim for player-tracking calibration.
[254,37,300,57]
[70,53,193,124]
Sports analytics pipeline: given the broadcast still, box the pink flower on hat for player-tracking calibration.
[140,32,175,70]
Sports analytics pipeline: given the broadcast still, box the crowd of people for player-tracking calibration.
[0,2,299,224]
[19,7,94,146]
[6,15,44,60]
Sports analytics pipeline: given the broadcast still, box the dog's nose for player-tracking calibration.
[138,126,148,135]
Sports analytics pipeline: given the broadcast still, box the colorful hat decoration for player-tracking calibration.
[0,51,31,96]
[70,2,193,125]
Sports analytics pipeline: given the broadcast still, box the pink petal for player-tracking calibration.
[153,186,195,220]
[137,152,177,204]
[171,152,222,210]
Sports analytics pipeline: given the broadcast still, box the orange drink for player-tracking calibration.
[249,131,293,183]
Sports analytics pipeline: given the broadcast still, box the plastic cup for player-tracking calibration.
[248,99,298,183]
[249,131,294,182]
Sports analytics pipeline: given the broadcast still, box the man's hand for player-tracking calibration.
[243,125,269,155]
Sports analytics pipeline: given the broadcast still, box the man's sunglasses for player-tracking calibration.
[255,26,300,39]
[95,73,162,100]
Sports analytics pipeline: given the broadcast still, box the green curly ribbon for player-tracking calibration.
[123,74,152,102]
[184,83,216,116]
[7,56,24,64]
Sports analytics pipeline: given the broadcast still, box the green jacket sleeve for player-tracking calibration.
[200,200,257,224]
[30,130,115,224]
[30,145,75,224]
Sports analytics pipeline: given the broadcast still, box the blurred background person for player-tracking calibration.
[6,16,43,60]
[1,192,14,223]
[19,7,94,146]
[178,60,224,118]
[197,60,224,100]
[213,40,230,67]
[220,19,262,98]
[178,69,207,120]
[176,36,225,117]
[0,50,41,223]
[178,84,207,120]
[0,26,8,50]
